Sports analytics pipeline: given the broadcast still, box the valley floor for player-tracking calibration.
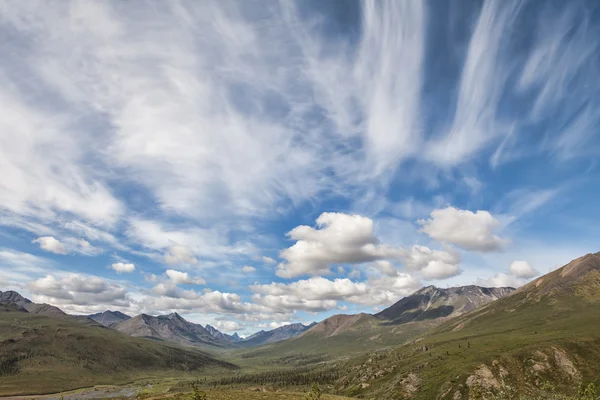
[0,383,353,400]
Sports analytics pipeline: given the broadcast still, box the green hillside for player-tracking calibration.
[333,252,600,399]
[0,309,237,396]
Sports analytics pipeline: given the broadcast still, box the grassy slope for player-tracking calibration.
[227,314,438,370]
[0,310,237,396]
[337,254,600,399]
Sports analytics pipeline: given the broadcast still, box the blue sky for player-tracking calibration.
[1,0,599,335]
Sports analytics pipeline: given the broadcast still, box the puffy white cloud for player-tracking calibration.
[144,287,280,317]
[213,320,243,332]
[251,273,420,309]
[165,269,205,285]
[418,207,506,252]
[477,273,522,289]
[372,260,396,276]
[241,266,256,273]
[32,236,67,255]
[111,262,136,273]
[32,236,103,256]
[259,321,292,330]
[276,212,404,278]
[28,274,132,312]
[508,260,539,279]
[479,260,539,288]
[404,245,461,279]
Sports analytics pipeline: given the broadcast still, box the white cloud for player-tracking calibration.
[404,245,461,280]
[213,320,242,332]
[111,262,136,274]
[261,256,276,265]
[251,273,420,309]
[373,260,396,276]
[165,245,199,265]
[477,273,523,289]
[263,321,291,330]
[241,266,256,273]
[418,207,506,252]
[479,259,540,288]
[508,260,539,279]
[165,269,205,285]
[28,274,132,312]
[276,212,404,278]
[126,218,250,263]
[424,1,522,165]
[32,236,68,255]
[63,238,103,256]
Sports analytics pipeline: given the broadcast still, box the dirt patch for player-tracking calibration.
[396,373,421,398]
[466,365,500,390]
[553,347,581,381]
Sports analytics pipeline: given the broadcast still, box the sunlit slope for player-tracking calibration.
[337,252,600,399]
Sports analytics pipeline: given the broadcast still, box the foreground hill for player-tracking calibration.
[113,312,229,348]
[0,308,237,396]
[337,252,600,399]
[375,285,514,324]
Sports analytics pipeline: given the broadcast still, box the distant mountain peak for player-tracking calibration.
[0,290,32,305]
[376,284,514,325]
[88,310,131,327]
[239,322,313,346]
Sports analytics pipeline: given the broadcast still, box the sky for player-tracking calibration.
[1,0,600,336]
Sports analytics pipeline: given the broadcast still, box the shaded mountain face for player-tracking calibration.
[88,310,131,327]
[205,324,241,343]
[239,322,315,346]
[0,290,67,318]
[113,312,230,348]
[375,285,515,325]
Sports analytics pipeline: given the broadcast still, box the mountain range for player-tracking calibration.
[239,322,317,346]
[4,252,600,398]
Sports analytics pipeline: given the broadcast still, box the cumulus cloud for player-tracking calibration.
[404,245,461,279]
[28,274,132,312]
[259,321,292,330]
[144,286,281,317]
[242,266,256,273]
[479,260,539,288]
[276,212,404,278]
[32,236,67,255]
[508,260,539,279]
[477,273,522,289]
[213,320,243,332]
[251,273,420,309]
[372,260,396,276]
[418,207,506,252]
[111,262,136,273]
[165,269,205,285]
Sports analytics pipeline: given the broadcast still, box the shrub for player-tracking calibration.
[306,383,321,400]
